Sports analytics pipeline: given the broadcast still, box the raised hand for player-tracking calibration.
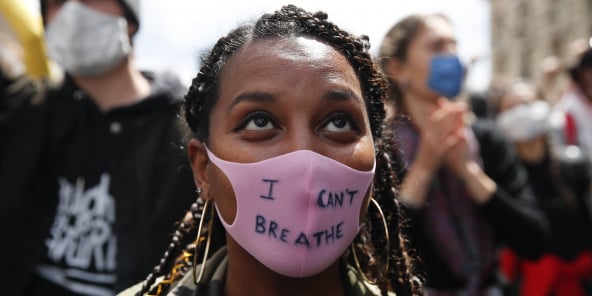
[415,98,466,173]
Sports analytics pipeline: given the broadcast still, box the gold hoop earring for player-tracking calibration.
[192,199,213,285]
[351,198,391,285]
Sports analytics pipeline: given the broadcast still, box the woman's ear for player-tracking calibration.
[188,139,212,201]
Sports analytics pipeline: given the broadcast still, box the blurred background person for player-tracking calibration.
[493,80,592,296]
[378,13,548,295]
[555,45,592,162]
[0,0,195,295]
[536,55,569,106]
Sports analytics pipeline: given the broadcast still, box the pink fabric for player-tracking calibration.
[205,147,375,277]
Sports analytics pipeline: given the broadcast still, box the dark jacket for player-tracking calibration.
[0,72,196,295]
[117,247,395,296]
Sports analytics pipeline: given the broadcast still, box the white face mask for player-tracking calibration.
[45,1,131,76]
[496,101,551,141]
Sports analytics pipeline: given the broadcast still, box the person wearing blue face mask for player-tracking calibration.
[378,14,549,295]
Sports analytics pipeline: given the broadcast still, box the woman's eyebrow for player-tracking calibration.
[226,92,277,113]
[323,88,363,104]
[226,88,362,113]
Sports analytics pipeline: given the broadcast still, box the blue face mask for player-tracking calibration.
[427,55,464,98]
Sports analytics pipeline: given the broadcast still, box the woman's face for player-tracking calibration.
[191,36,375,224]
[399,17,457,102]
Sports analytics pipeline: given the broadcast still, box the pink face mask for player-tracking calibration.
[205,147,375,278]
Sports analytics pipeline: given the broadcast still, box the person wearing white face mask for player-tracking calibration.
[0,1,195,295]
[41,0,149,109]
[493,81,592,296]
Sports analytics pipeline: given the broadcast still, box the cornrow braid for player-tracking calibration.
[350,122,421,295]
[376,131,422,295]
[137,199,204,295]
[173,4,421,295]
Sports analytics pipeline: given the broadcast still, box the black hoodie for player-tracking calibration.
[0,71,196,295]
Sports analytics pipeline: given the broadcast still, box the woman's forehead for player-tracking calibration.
[220,36,361,89]
[418,17,455,44]
[227,37,350,70]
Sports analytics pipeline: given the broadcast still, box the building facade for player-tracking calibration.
[490,0,592,101]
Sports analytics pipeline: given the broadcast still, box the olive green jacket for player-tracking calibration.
[119,247,394,296]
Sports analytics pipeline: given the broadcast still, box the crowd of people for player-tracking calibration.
[1,1,591,296]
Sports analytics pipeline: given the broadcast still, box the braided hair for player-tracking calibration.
[140,5,421,295]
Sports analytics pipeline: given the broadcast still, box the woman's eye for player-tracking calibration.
[322,113,357,133]
[245,116,272,130]
[238,112,276,131]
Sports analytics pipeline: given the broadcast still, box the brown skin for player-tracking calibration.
[384,16,496,207]
[187,37,375,296]
[44,0,149,111]
[514,137,547,164]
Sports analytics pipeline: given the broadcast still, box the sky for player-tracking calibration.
[23,0,491,91]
